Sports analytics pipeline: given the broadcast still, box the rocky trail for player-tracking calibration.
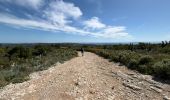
[0,52,170,100]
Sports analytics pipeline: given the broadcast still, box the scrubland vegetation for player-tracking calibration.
[0,44,77,87]
[1,41,170,87]
[86,42,170,80]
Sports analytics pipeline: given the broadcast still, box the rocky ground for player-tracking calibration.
[0,52,170,100]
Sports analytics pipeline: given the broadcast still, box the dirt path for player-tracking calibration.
[0,52,170,100]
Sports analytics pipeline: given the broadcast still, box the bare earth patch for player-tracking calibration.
[0,52,170,100]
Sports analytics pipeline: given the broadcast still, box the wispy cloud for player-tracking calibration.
[0,0,131,39]
[83,17,130,38]
[0,13,89,34]
[95,26,130,38]
[0,0,44,9]
[83,17,106,29]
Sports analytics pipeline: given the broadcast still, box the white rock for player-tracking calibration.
[123,82,142,91]
[150,86,162,93]
[164,96,170,100]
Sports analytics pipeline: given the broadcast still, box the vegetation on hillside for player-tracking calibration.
[1,41,170,87]
[86,41,170,80]
[0,44,77,87]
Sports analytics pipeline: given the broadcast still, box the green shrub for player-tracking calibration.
[153,59,170,79]
[139,55,153,65]
[8,46,32,59]
[138,65,148,74]
[11,76,29,83]
[118,53,129,65]
[138,65,153,74]
[128,59,138,70]
[0,72,9,87]
[0,48,4,54]
[160,47,170,54]
[0,58,10,69]
[33,45,49,56]
[0,80,8,87]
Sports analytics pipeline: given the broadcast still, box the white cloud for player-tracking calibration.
[83,17,130,38]
[0,13,91,35]
[49,0,82,19]
[97,26,130,38]
[0,13,130,39]
[44,0,82,25]
[0,0,131,39]
[0,0,44,9]
[0,13,57,30]
[84,17,106,29]
[103,26,127,34]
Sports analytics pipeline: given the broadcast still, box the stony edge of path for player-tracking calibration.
[0,52,170,100]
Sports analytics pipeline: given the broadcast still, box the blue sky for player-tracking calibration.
[0,0,170,43]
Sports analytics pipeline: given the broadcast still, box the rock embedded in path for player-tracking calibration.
[164,95,170,100]
[127,72,135,76]
[89,89,96,94]
[123,82,142,91]
[117,71,131,80]
[112,71,133,81]
[152,84,164,89]
[107,95,115,100]
[74,82,79,86]
[150,86,162,93]
[111,86,115,90]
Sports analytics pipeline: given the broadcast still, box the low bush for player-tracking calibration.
[153,59,170,79]
[138,55,153,65]
[128,59,138,70]
[159,47,170,54]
